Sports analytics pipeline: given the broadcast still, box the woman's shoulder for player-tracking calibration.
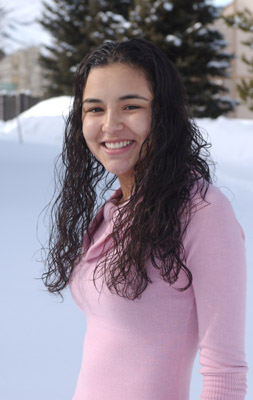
[186,180,245,242]
[204,182,230,205]
[191,180,234,217]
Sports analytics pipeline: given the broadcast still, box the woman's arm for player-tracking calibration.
[185,185,248,399]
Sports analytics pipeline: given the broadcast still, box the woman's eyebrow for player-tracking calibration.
[82,94,150,105]
[82,98,102,104]
[119,94,150,101]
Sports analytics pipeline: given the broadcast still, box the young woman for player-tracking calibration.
[43,39,248,399]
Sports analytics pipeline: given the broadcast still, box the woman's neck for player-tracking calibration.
[118,175,134,204]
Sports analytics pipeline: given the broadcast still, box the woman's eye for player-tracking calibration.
[87,107,103,113]
[125,105,140,110]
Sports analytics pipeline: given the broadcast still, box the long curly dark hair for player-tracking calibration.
[42,38,212,300]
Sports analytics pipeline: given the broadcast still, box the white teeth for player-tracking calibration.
[104,140,132,149]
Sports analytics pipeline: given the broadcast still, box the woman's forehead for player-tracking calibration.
[83,63,153,99]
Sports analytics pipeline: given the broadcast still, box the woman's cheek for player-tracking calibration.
[82,120,95,143]
[133,113,151,139]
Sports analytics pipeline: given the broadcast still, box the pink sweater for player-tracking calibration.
[70,184,248,400]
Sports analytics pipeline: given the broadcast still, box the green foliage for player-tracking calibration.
[0,5,7,58]
[40,0,133,96]
[126,0,234,118]
[40,0,234,118]
[223,8,253,112]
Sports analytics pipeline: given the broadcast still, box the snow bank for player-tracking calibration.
[0,96,72,146]
[22,96,73,117]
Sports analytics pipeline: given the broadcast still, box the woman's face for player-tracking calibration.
[82,63,153,186]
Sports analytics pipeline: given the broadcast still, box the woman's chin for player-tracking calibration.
[107,168,134,184]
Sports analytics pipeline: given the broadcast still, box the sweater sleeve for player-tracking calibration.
[184,186,248,399]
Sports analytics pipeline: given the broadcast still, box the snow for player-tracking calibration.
[197,27,209,36]
[17,96,72,118]
[98,11,109,23]
[210,39,228,50]
[110,12,131,29]
[186,22,202,34]
[0,100,252,397]
[0,96,72,146]
[163,2,173,12]
[97,11,131,30]
[165,34,182,47]
[212,0,232,6]
[207,60,231,68]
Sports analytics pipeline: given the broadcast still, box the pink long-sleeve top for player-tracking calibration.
[70,184,248,400]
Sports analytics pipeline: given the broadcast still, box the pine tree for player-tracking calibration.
[126,0,234,118]
[40,0,234,118]
[40,0,133,96]
[0,5,7,59]
[224,8,253,112]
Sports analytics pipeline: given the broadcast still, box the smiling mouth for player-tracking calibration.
[103,140,134,149]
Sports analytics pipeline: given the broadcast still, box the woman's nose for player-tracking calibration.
[102,110,124,134]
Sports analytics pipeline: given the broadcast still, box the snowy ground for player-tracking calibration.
[0,98,252,399]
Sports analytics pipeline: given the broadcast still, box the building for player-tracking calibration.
[215,0,253,118]
[0,46,46,97]
[0,46,48,120]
